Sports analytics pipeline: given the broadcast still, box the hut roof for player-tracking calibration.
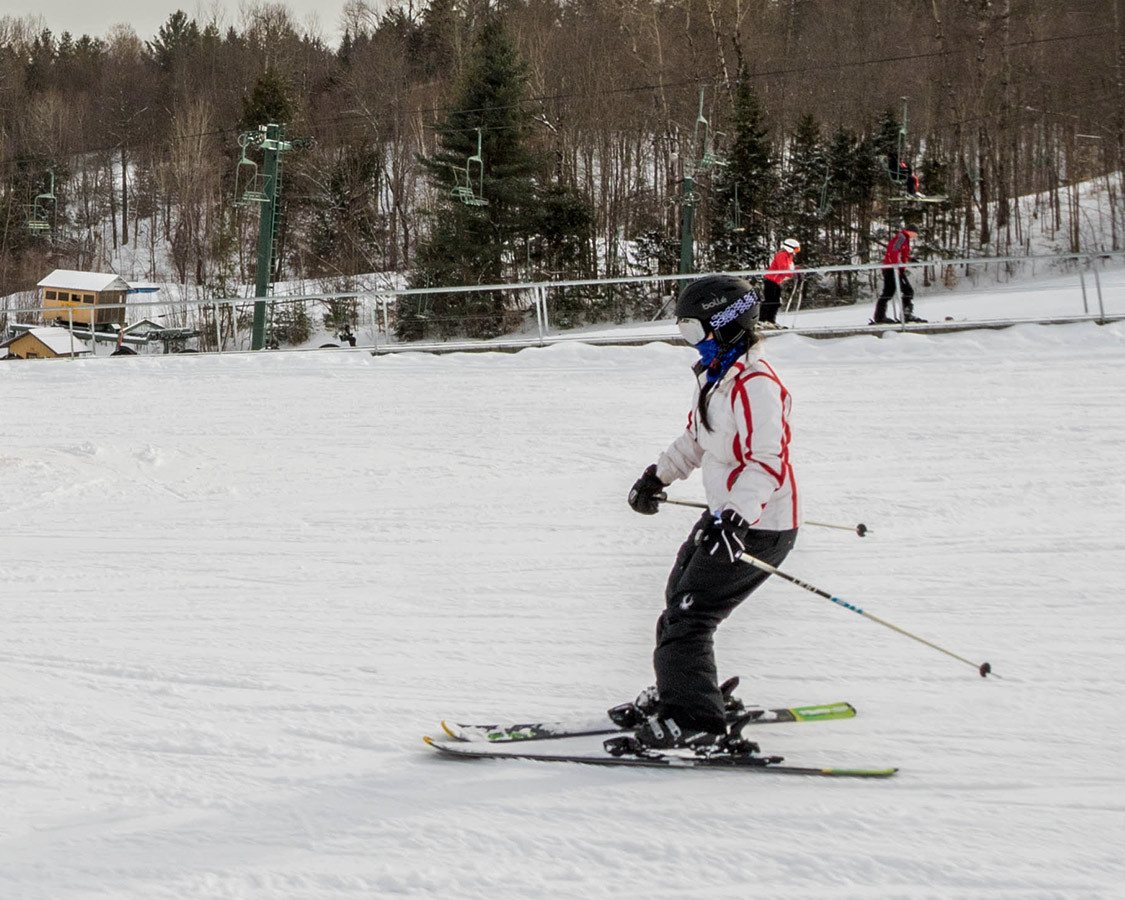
[1,326,93,356]
[38,269,130,293]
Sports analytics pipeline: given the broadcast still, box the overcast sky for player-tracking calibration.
[0,1,349,44]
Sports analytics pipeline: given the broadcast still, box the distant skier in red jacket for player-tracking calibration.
[761,238,800,329]
[871,224,925,324]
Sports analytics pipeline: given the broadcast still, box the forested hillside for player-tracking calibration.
[1,1,1122,330]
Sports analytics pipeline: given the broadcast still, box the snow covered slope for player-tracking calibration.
[2,318,1124,897]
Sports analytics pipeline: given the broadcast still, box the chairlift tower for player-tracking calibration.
[679,87,727,274]
[234,123,294,350]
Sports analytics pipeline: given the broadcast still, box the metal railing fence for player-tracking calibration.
[1,251,1121,359]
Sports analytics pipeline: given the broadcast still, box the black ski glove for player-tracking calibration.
[628,464,666,515]
[696,509,752,562]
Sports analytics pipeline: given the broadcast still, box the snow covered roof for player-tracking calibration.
[1,327,92,356]
[124,319,167,334]
[37,269,130,294]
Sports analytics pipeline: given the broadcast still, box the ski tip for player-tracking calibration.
[790,701,857,722]
[423,735,436,747]
[824,766,899,778]
[440,720,459,740]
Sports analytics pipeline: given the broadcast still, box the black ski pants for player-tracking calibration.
[761,280,783,324]
[654,514,798,733]
[874,267,914,320]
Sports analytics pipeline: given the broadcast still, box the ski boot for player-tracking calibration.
[606,676,745,729]
[903,312,928,323]
[869,316,901,325]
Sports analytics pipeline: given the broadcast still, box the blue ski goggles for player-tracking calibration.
[677,317,708,345]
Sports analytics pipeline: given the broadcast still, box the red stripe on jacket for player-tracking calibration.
[727,370,785,490]
[756,360,800,529]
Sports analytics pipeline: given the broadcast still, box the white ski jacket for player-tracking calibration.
[655,343,800,531]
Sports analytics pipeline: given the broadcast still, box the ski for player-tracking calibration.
[441,700,856,744]
[423,736,896,778]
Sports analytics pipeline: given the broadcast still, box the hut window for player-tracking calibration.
[56,291,69,301]
[84,294,95,304]
[45,290,57,300]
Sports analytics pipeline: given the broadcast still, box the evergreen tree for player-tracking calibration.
[146,11,200,72]
[707,73,775,272]
[529,182,595,328]
[919,144,949,199]
[779,114,827,268]
[240,68,292,131]
[821,126,879,297]
[874,107,902,176]
[418,0,463,77]
[406,14,541,340]
[850,131,880,263]
[24,30,56,93]
[823,126,854,253]
[310,143,384,275]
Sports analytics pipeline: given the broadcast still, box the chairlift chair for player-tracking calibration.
[449,164,487,207]
[693,89,727,171]
[26,201,52,232]
[234,134,271,205]
[26,169,56,233]
[701,128,728,170]
[450,127,489,207]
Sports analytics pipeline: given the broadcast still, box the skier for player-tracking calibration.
[760,238,800,329]
[871,223,926,324]
[626,275,800,751]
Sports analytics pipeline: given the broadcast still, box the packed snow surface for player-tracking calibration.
[3,314,1125,896]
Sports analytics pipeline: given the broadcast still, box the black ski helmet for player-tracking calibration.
[675,275,760,347]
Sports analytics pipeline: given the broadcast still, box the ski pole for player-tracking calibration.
[738,552,995,678]
[782,279,800,315]
[657,495,870,537]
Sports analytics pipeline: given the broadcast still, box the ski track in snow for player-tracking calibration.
[2,312,1125,898]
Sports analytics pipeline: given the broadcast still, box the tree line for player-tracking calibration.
[1,0,1122,340]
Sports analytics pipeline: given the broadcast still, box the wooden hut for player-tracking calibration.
[39,270,130,328]
[1,327,93,360]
